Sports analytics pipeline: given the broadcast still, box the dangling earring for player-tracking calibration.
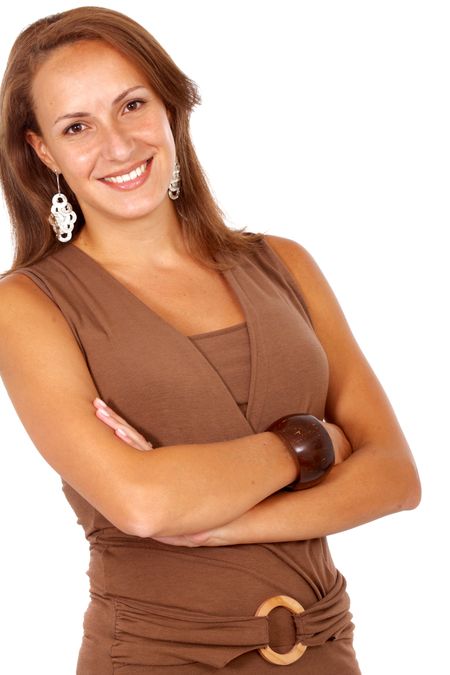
[48,169,77,243]
[168,159,181,200]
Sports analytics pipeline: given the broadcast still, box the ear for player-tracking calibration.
[25,130,59,173]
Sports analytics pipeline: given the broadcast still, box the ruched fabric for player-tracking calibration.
[108,570,352,669]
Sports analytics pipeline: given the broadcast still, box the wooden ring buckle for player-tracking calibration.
[255,594,307,665]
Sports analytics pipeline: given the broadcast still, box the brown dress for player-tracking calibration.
[13,235,361,673]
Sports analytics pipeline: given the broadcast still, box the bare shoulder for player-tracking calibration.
[0,269,52,305]
[263,233,324,286]
[0,271,52,326]
[0,269,42,296]
[263,233,311,266]
[263,233,366,382]
[0,271,67,354]
[263,233,340,326]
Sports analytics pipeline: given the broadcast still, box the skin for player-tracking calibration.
[23,39,421,546]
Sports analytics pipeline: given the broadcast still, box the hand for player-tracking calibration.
[320,420,353,465]
[93,397,153,451]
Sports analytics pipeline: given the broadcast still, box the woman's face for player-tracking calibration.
[26,39,177,229]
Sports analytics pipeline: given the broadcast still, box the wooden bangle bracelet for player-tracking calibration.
[266,413,335,490]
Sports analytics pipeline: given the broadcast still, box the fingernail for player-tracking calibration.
[116,427,129,438]
[98,407,110,417]
[95,398,107,408]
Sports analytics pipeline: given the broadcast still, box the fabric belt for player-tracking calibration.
[110,570,354,668]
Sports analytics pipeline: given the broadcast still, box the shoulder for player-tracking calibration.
[0,271,45,306]
[0,272,67,366]
[263,234,316,276]
[0,248,66,304]
[263,233,305,255]
[262,234,337,325]
[262,234,362,389]
[0,271,54,312]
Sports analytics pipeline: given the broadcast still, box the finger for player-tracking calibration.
[95,406,120,431]
[94,402,153,450]
[94,398,131,428]
[95,407,149,446]
[115,426,153,451]
[115,427,144,450]
[115,423,145,446]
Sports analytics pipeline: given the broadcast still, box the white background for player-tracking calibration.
[1,1,448,673]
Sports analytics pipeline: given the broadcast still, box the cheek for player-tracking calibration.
[142,110,175,151]
[62,148,97,183]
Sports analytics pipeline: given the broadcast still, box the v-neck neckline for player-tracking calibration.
[62,242,262,429]
[65,243,245,338]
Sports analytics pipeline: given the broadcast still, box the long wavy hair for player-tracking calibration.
[0,6,264,277]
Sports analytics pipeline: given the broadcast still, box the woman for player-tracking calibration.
[0,6,421,673]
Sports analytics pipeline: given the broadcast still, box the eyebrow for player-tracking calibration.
[53,85,148,126]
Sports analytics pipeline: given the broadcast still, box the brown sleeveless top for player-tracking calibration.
[12,236,360,673]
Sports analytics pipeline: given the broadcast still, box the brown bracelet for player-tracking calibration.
[265,414,335,491]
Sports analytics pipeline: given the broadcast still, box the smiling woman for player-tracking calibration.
[0,5,420,675]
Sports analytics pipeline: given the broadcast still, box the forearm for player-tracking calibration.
[131,431,298,537]
[189,442,421,545]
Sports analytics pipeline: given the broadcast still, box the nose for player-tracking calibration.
[99,120,135,163]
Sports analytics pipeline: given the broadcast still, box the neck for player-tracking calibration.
[72,199,189,270]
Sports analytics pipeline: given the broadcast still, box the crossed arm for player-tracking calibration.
[92,236,421,546]
[0,236,420,544]
[94,396,420,547]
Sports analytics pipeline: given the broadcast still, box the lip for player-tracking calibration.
[99,157,153,191]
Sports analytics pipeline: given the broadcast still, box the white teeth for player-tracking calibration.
[103,160,149,184]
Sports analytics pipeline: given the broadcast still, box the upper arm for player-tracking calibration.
[264,234,417,461]
[0,273,146,534]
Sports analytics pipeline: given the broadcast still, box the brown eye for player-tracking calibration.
[64,122,85,135]
[125,99,145,112]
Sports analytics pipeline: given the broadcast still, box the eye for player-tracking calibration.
[63,122,86,136]
[124,99,146,113]
[61,99,146,135]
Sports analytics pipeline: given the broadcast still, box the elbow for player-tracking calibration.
[126,519,156,540]
[123,509,152,538]
[373,440,422,513]
[123,483,167,539]
[367,445,422,516]
[396,458,422,512]
[402,471,422,511]
[125,509,162,540]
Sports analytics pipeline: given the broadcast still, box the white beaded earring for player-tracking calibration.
[168,159,181,200]
[49,169,77,243]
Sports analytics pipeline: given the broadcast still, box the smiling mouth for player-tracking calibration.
[101,158,152,185]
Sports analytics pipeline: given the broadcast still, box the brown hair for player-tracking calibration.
[0,6,264,277]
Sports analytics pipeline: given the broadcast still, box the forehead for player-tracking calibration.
[31,39,153,105]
